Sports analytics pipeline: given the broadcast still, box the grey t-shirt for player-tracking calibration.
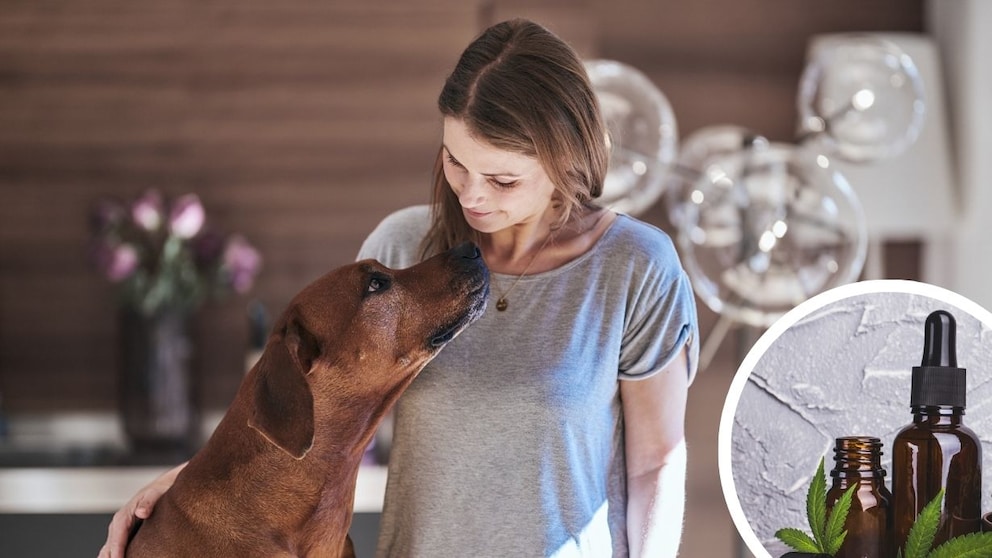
[357,205,699,557]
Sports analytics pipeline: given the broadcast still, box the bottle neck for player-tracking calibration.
[911,405,964,425]
[830,436,886,484]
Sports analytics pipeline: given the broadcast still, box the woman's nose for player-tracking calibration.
[456,174,487,207]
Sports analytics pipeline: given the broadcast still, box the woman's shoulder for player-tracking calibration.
[375,205,432,232]
[604,213,680,264]
[357,205,431,267]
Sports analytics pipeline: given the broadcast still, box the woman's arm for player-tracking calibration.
[97,461,187,558]
[622,347,690,558]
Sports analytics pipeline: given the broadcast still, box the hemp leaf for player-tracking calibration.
[824,482,856,555]
[808,457,828,546]
[904,489,944,558]
[775,457,857,556]
[928,532,992,558]
[776,528,821,553]
[897,489,992,558]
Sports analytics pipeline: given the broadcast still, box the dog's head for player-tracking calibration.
[247,242,489,459]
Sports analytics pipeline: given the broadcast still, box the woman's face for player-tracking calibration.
[441,117,556,234]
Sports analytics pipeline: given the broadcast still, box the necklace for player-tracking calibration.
[494,232,554,312]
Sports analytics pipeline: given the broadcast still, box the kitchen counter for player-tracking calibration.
[0,411,389,514]
[0,464,388,514]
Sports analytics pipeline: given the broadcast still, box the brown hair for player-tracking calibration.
[419,19,608,258]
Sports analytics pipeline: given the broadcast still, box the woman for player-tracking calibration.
[100,18,698,557]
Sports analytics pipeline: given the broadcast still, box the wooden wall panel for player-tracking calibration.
[0,0,924,414]
[0,1,480,412]
[486,0,600,58]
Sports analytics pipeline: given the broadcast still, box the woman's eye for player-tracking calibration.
[446,154,464,168]
[489,178,517,189]
[446,152,516,189]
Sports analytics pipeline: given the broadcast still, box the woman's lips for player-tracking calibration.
[464,208,491,219]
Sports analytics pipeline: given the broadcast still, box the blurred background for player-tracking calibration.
[1,0,989,556]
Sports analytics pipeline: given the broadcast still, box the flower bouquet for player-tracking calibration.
[89,189,262,454]
[90,189,261,316]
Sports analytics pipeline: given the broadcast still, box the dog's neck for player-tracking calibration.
[309,364,424,461]
[307,382,411,466]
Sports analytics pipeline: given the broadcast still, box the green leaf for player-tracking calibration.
[807,456,828,548]
[824,483,858,555]
[904,489,945,558]
[775,527,821,553]
[928,531,992,558]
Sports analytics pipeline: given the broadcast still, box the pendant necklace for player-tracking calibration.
[494,232,554,312]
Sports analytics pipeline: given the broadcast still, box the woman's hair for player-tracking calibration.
[419,18,608,258]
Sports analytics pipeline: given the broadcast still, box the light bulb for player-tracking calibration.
[678,142,867,326]
[585,59,678,215]
[797,34,925,163]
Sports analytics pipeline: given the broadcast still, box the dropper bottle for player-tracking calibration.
[827,436,893,558]
[891,309,982,552]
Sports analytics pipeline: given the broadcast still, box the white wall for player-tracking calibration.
[928,0,992,309]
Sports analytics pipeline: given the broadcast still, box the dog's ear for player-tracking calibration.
[247,319,317,459]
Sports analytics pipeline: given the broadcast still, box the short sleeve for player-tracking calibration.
[618,236,700,385]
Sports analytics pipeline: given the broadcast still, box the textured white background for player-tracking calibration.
[730,286,992,549]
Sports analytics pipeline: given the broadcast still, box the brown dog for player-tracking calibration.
[125,242,489,557]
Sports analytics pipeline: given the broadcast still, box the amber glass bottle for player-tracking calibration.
[826,437,893,558]
[891,310,982,553]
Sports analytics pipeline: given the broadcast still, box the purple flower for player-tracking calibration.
[89,198,127,234]
[131,190,164,232]
[192,229,226,270]
[168,194,206,239]
[95,242,140,282]
[222,235,262,294]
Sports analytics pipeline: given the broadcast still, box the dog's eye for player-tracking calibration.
[367,274,391,294]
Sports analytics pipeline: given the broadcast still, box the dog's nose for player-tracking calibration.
[453,241,481,260]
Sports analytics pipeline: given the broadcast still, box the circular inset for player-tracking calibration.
[718,280,992,557]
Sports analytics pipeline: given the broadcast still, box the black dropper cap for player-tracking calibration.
[910,310,967,408]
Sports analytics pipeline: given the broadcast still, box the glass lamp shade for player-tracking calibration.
[664,125,768,229]
[678,142,868,327]
[584,59,678,215]
[797,34,926,163]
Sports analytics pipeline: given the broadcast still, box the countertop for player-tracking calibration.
[0,411,388,514]
[0,464,388,514]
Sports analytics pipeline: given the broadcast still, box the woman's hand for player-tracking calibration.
[96,462,187,558]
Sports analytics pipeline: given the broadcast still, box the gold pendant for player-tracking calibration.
[496,297,508,311]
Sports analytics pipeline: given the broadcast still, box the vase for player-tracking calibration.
[117,307,200,458]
